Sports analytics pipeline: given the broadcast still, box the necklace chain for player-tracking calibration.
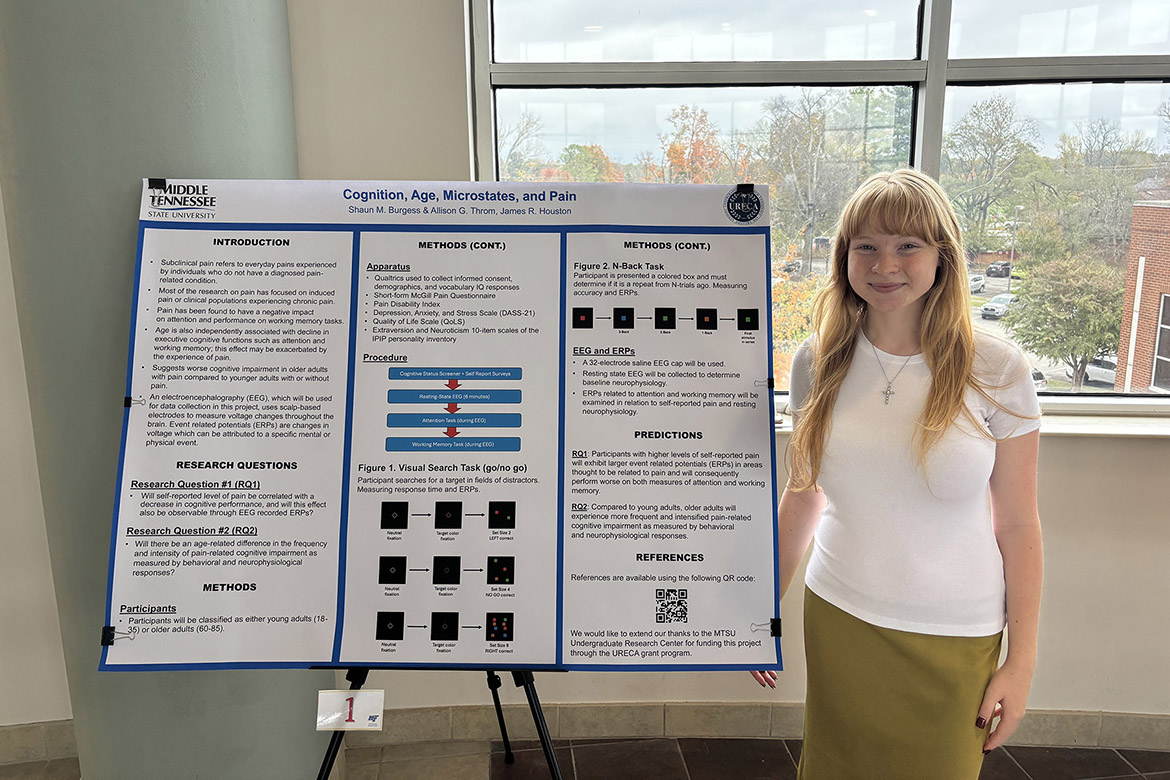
[869,339,915,405]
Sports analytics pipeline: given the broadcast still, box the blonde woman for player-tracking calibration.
[752,168,1042,779]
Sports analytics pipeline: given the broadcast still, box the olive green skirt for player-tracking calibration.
[798,588,1002,780]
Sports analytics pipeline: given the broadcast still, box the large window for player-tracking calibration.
[472,0,1170,400]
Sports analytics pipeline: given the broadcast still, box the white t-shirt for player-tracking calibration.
[789,330,1041,636]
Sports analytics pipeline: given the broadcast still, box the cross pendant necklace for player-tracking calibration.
[870,339,914,406]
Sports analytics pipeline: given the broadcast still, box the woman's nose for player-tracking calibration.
[871,250,899,273]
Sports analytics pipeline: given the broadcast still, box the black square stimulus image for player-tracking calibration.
[737,307,760,330]
[432,555,461,585]
[696,307,718,330]
[571,306,593,328]
[655,307,676,329]
[431,612,459,641]
[376,611,404,641]
[380,500,408,529]
[612,307,634,329]
[486,612,513,642]
[487,556,514,585]
[435,501,462,529]
[378,556,407,585]
[487,500,516,529]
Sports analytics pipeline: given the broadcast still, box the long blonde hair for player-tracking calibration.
[788,168,989,491]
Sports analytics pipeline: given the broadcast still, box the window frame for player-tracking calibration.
[467,0,1170,419]
[1155,294,1170,392]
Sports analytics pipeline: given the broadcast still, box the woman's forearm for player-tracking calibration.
[778,485,826,598]
[997,520,1043,668]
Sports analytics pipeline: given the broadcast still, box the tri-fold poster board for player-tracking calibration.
[101,179,781,672]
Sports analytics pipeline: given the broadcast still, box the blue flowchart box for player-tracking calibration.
[387,390,522,404]
[387,367,522,381]
[385,437,522,452]
[386,413,522,428]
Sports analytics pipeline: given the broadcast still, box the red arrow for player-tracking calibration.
[446,379,461,390]
[444,427,460,438]
[444,403,461,414]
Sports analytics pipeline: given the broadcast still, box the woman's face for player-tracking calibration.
[846,229,941,318]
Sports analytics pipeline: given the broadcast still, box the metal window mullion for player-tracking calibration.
[945,54,1170,84]
[914,0,952,178]
[468,0,496,181]
[486,60,928,88]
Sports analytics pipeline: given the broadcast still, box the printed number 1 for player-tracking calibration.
[345,697,355,723]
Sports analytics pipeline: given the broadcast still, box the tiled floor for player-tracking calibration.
[482,738,1170,780]
[4,740,1168,778]
[0,757,81,780]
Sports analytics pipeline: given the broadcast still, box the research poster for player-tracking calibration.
[102,179,780,672]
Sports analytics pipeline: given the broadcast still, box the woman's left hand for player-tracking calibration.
[977,660,1034,752]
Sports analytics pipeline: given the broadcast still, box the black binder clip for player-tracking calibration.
[770,618,782,637]
[736,182,754,194]
[148,178,167,190]
[125,396,145,408]
[101,626,117,646]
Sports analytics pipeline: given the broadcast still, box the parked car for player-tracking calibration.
[1066,355,1117,385]
[986,260,1012,277]
[968,274,986,294]
[1031,368,1047,392]
[980,293,1016,319]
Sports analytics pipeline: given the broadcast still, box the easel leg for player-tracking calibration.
[511,671,563,780]
[487,671,515,764]
[316,668,370,780]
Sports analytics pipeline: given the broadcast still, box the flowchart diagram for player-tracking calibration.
[385,367,523,452]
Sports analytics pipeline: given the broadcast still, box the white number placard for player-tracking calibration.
[316,690,385,731]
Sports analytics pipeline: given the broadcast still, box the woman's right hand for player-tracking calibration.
[750,670,777,688]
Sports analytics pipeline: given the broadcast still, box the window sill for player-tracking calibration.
[1035,395,1170,438]
[773,414,1170,438]
[772,395,1170,439]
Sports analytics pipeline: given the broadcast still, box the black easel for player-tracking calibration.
[486,670,563,779]
[316,667,562,780]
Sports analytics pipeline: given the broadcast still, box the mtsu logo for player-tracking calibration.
[147,179,217,217]
[724,186,762,224]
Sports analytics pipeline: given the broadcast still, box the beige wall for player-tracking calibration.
[287,0,471,181]
[0,182,72,726]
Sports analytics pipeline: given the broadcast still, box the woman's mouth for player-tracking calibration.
[869,282,905,293]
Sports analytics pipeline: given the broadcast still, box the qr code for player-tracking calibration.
[655,588,688,624]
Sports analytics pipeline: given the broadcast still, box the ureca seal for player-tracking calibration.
[724,184,762,224]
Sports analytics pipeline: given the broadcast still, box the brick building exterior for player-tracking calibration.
[1116,203,1170,393]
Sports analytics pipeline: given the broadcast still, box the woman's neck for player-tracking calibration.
[862,310,922,356]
